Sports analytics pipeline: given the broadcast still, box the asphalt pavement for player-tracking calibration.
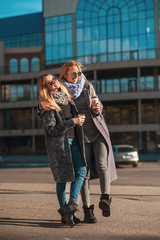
[0,162,160,240]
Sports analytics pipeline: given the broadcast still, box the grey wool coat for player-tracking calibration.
[37,101,86,183]
[82,83,117,182]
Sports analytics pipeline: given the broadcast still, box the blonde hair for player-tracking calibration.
[59,60,89,83]
[37,73,72,112]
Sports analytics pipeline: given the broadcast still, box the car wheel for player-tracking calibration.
[132,163,138,167]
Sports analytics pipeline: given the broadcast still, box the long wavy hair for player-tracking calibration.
[59,60,89,84]
[37,73,72,112]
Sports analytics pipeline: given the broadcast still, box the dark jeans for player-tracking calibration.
[56,138,86,207]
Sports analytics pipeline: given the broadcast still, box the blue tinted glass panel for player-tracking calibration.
[53,46,59,60]
[122,38,130,51]
[113,79,120,92]
[146,76,154,89]
[60,45,65,58]
[84,27,91,41]
[77,43,84,56]
[84,42,91,54]
[66,30,72,43]
[138,20,146,34]
[122,22,129,36]
[108,24,114,38]
[115,39,121,51]
[130,36,138,50]
[121,78,128,92]
[92,41,99,54]
[130,21,137,35]
[146,18,155,33]
[9,58,18,74]
[66,44,73,57]
[66,22,72,29]
[147,34,155,48]
[139,35,146,49]
[106,80,112,93]
[59,31,65,44]
[66,15,72,21]
[114,23,120,37]
[77,28,83,42]
[101,80,106,93]
[91,26,99,40]
[99,40,106,53]
[99,25,106,39]
[53,32,58,45]
[46,47,52,60]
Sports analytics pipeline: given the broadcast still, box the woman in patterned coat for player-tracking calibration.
[37,73,87,227]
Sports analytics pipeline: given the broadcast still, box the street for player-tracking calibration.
[0,162,160,240]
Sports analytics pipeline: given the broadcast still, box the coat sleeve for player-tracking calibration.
[41,110,75,137]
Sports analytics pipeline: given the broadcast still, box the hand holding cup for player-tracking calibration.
[78,113,85,126]
[91,97,100,112]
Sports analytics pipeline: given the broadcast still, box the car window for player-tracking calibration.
[118,147,135,152]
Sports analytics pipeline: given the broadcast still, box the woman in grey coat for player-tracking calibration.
[60,61,117,223]
[37,73,87,227]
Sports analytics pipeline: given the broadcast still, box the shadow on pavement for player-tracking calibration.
[0,217,69,228]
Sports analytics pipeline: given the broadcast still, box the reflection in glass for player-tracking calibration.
[45,14,73,65]
[76,0,155,63]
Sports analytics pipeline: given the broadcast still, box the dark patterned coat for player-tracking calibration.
[82,84,117,182]
[37,101,86,183]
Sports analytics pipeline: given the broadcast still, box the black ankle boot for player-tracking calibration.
[61,215,81,224]
[83,205,97,223]
[58,201,78,228]
[99,194,112,217]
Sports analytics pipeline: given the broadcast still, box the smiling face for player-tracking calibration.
[64,66,82,84]
[44,75,60,91]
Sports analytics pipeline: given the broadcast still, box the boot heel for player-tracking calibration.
[99,196,112,217]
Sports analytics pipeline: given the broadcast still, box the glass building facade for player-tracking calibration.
[0,32,43,48]
[45,14,73,65]
[44,0,158,66]
[0,0,159,156]
[76,0,155,63]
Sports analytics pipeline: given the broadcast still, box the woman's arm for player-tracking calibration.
[41,110,75,137]
[89,84,103,114]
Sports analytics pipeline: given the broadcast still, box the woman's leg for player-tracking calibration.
[59,138,86,227]
[93,135,110,195]
[69,139,87,202]
[80,143,97,223]
[56,182,66,207]
[93,135,111,217]
[80,143,92,207]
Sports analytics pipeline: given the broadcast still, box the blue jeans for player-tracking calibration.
[56,138,87,207]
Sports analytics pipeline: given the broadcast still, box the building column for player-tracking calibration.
[0,41,4,74]
[154,0,159,58]
[31,78,35,153]
[94,69,97,91]
[139,132,143,152]
[138,99,142,151]
[155,99,159,123]
[137,66,141,91]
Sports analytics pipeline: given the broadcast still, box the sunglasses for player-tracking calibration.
[72,72,82,78]
[48,76,58,85]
